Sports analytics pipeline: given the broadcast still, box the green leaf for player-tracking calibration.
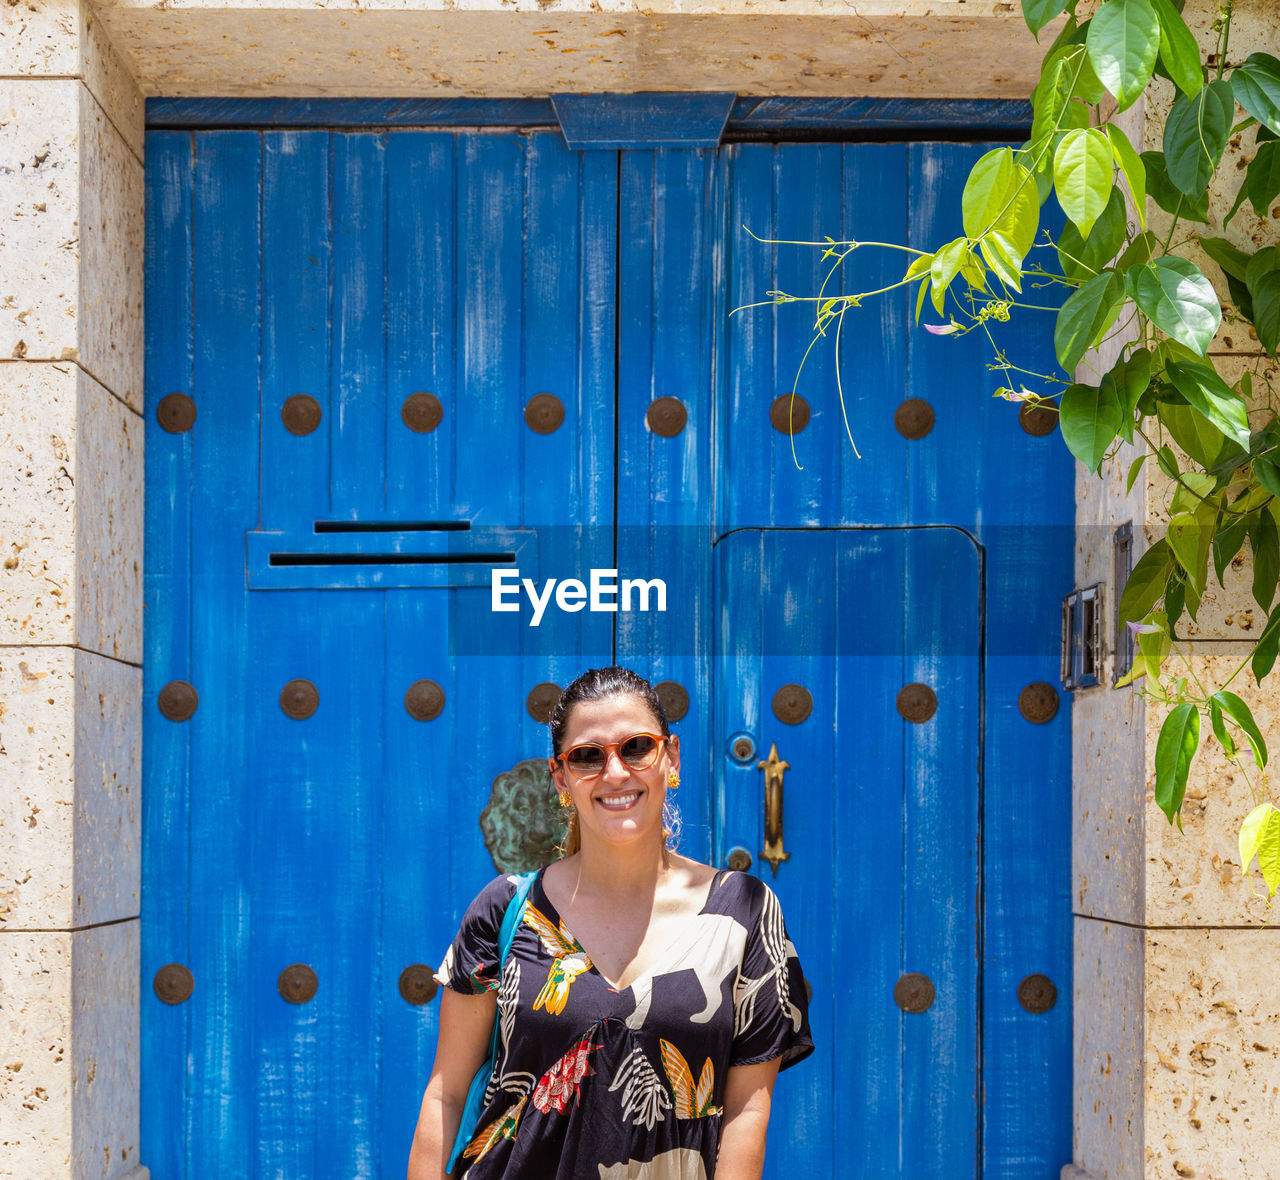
[1059,379,1124,471]
[1213,510,1250,584]
[1023,0,1069,36]
[1253,604,1280,681]
[1057,186,1128,280]
[1126,451,1149,493]
[1118,536,1173,624]
[1157,444,1180,478]
[963,148,1017,239]
[930,238,969,314]
[1168,471,1216,514]
[1245,245,1280,357]
[1154,702,1199,824]
[980,233,1026,293]
[1245,140,1280,220]
[1198,235,1251,282]
[1163,80,1233,199]
[1118,230,1158,271]
[905,252,933,323]
[1106,123,1148,227]
[1114,649,1148,688]
[1150,0,1203,97]
[1255,453,1280,499]
[1136,611,1172,680]
[1128,258,1221,355]
[1087,0,1161,110]
[1209,697,1237,756]
[1232,52,1280,137]
[1211,690,1268,768]
[1141,150,1210,220]
[1167,511,1212,595]
[1165,360,1250,450]
[1055,129,1118,237]
[1250,505,1280,611]
[1157,401,1233,468]
[1056,270,1126,371]
[1106,348,1151,442]
[1239,803,1280,895]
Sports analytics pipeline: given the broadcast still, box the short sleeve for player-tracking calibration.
[434,874,520,995]
[729,878,814,1071]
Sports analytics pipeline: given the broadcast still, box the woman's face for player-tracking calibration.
[550,693,680,853]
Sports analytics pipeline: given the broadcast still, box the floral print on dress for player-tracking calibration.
[436,869,813,1178]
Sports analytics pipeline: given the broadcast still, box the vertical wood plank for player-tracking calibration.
[141,128,194,1179]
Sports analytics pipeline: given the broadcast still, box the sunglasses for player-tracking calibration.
[557,733,669,780]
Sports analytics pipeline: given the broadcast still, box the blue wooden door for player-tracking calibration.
[144,120,1072,1179]
[715,526,981,1177]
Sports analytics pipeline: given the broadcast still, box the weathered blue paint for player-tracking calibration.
[146,96,559,128]
[553,93,736,149]
[145,109,1073,1179]
[726,97,1033,137]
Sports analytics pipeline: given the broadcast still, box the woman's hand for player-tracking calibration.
[714,1058,782,1180]
[406,987,498,1180]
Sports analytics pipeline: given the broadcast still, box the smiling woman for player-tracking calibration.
[406,667,813,1180]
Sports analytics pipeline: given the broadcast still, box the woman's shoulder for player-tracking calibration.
[459,869,540,927]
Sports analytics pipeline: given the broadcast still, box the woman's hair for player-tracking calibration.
[550,666,676,858]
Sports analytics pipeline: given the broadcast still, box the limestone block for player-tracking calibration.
[1142,650,1279,926]
[92,3,1049,99]
[0,921,142,1180]
[0,647,141,931]
[0,81,143,410]
[1144,927,1280,1180]
[0,363,143,660]
[0,0,144,158]
[1072,917,1144,1180]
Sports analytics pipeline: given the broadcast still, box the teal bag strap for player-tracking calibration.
[446,870,538,1174]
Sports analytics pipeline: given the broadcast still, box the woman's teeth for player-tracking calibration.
[597,792,640,810]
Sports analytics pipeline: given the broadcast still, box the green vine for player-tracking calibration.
[758,0,1280,899]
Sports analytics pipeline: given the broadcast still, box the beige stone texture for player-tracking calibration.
[92,0,1052,98]
[1074,917,1144,1180]
[0,646,141,931]
[0,80,144,411]
[0,363,143,661]
[0,0,145,158]
[1145,928,1280,1180]
[0,921,142,1180]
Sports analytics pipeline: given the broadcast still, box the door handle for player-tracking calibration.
[758,743,791,876]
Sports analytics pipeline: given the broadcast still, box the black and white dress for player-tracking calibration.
[434,867,813,1180]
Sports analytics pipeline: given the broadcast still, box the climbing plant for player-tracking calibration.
[757,0,1280,898]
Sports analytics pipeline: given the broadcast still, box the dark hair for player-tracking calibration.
[549,667,675,859]
[549,666,669,755]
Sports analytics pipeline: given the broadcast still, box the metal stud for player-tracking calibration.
[399,964,438,1006]
[524,393,564,435]
[646,397,688,438]
[731,735,756,762]
[404,679,445,722]
[655,680,689,723]
[278,963,318,1005]
[896,683,937,724]
[769,394,810,435]
[153,963,194,1005]
[727,847,753,872]
[526,682,562,723]
[156,393,197,434]
[1018,682,1059,724]
[279,679,319,721]
[282,394,322,436]
[771,684,812,725]
[1019,402,1058,437]
[157,680,199,722]
[401,392,443,434]
[894,398,935,439]
[894,972,935,1014]
[1017,973,1058,1014]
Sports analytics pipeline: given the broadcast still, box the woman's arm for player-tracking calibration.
[406,987,498,1180]
[714,1058,783,1180]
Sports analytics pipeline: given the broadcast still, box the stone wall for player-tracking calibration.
[0,2,146,1177]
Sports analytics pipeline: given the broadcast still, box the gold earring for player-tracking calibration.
[668,772,680,789]
[559,792,572,807]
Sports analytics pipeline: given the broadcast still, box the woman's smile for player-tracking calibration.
[595,790,642,812]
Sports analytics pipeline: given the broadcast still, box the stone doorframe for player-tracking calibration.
[3,2,1278,1178]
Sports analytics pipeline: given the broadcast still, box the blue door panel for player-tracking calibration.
[145,118,1074,1179]
[714,527,981,1179]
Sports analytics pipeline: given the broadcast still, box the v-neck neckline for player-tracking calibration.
[532,867,722,993]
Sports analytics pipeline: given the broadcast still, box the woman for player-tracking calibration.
[407,667,812,1180]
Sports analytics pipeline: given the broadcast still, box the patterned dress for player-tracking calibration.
[434,868,813,1180]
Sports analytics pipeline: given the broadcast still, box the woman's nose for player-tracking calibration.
[602,749,631,778]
